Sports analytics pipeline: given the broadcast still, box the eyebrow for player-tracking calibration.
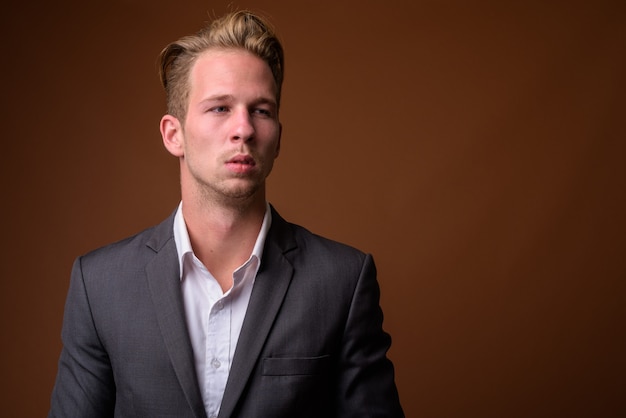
[199,94,234,104]
[199,94,277,107]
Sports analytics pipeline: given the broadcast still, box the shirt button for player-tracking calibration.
[214,301,223,311]
[211,358,221,369]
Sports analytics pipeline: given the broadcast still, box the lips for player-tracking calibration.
[227,154,256,166]
[225,154,256,174]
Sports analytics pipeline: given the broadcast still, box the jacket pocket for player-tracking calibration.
[262,355,331,376]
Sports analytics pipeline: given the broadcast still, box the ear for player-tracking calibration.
[160,114,184,157]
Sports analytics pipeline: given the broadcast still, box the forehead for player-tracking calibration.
[188,49,277,99]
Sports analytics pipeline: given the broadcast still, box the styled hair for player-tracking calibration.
[158,10,285,120]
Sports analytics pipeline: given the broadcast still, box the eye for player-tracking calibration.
[254,108,271,116]
[210,106,229,113]
[252,107,274,118]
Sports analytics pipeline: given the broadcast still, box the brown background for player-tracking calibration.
[2,0,625,417]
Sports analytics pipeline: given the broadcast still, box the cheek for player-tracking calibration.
[265,137,281,158]
[273,140,281,158]
[183,128,217,152]
[261,125,281,152]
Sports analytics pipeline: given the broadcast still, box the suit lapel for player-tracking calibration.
[144,216,207,418]
[217,209,297,418]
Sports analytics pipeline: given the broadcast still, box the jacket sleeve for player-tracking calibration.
[48,257,115,418]
[336,254,404,417]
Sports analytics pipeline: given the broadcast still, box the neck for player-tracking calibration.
[181,191,267,292]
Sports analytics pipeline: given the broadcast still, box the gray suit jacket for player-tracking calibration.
[49,207,403,417]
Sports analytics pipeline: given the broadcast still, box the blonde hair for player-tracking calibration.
[159,10,285,120]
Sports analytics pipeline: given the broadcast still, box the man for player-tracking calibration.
[49,10,403,418]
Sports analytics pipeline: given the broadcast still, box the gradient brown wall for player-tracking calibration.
[2,1,625,416]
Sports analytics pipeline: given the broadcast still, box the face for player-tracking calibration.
[161,49,281,206]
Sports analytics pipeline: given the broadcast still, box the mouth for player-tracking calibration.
[226,154,256,166]
[225,154,256,174]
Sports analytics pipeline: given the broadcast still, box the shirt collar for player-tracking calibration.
[172,201,272,281]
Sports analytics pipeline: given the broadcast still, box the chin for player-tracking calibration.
[221,183,262,201]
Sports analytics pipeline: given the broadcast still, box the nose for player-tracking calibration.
[231,108,255,142]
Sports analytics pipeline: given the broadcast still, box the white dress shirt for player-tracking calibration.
[173,202,272,418]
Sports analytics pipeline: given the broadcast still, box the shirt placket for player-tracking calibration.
[206,295,231,418]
